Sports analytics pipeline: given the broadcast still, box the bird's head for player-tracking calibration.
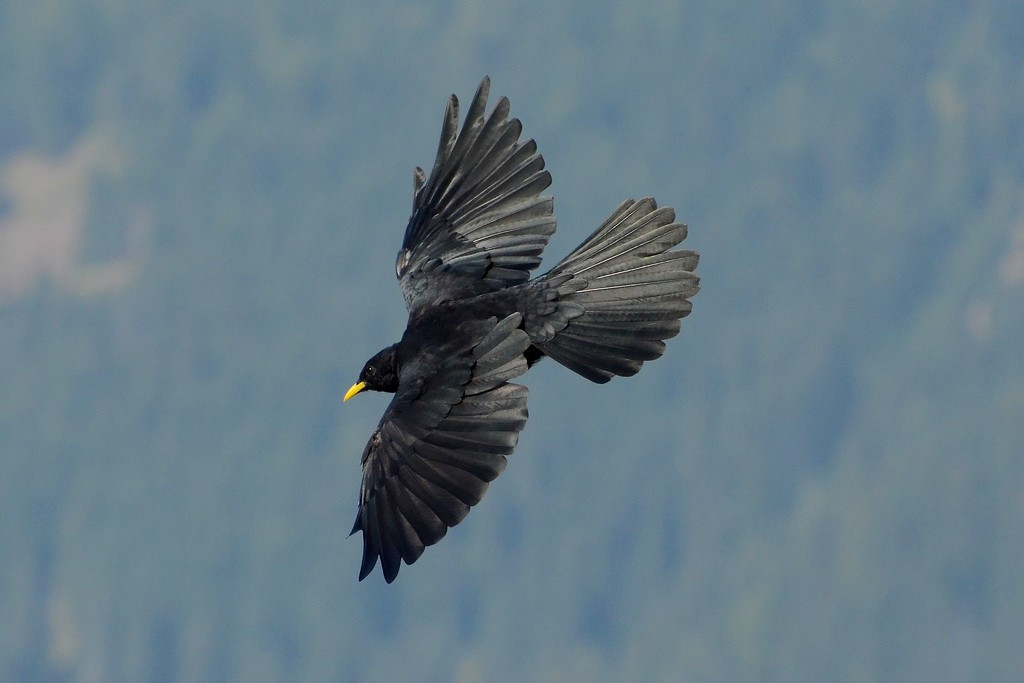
[344,344,400,401]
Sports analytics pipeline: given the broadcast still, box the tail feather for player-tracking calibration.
[568,298,691,322]
[532,198,699,383]
[539,341,643,382]
[561,319,681,341]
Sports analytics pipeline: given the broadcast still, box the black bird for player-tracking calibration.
[344,77,700,582]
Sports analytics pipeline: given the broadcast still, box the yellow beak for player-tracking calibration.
[344,381,367,402]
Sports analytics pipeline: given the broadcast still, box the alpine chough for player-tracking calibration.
[345,77,700,582]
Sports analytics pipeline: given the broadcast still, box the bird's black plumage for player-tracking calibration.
[345,77,700,582]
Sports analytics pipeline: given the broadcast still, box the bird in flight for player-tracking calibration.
[344,77,700,582]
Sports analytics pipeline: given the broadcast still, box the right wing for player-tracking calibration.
[396,77,557,312]
[351,314,531,583]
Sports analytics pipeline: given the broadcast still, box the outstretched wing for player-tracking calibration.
[397,77,557,313]
[352,314,531,583]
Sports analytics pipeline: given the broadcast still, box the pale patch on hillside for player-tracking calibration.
[966,214,1024,342]
[0,137,144,301]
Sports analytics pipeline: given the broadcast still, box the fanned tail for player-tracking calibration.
[531,198,699,383]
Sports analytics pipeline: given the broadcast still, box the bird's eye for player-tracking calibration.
[365,367,376,376]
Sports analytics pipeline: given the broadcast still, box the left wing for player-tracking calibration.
[396,77,557,313]
[351,314,531,583]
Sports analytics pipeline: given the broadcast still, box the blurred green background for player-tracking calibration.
[2,1,1023,680]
